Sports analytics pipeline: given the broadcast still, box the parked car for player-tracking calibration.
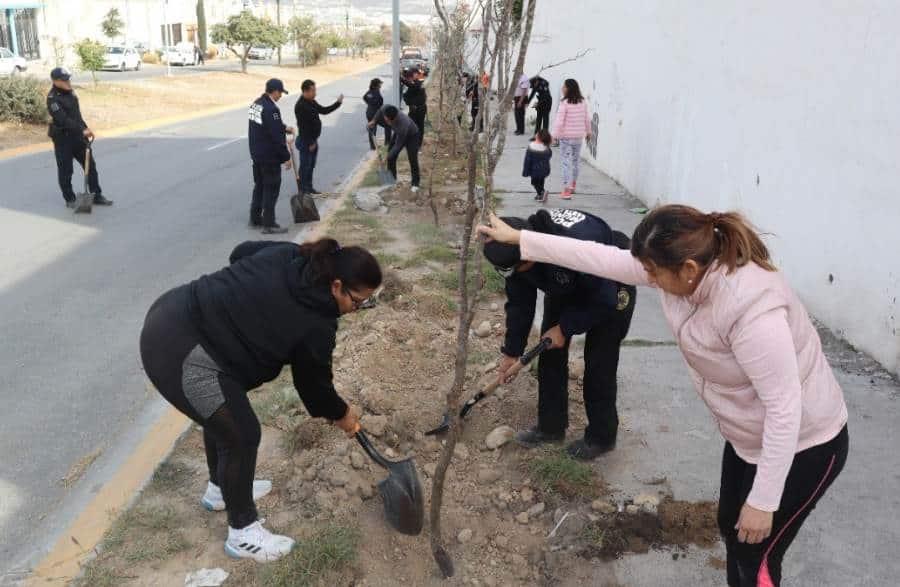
[0,46,27,77]
[247,46,273,60]
[163,45,197,66]
[327,47,339,56]
[103,46,142,71]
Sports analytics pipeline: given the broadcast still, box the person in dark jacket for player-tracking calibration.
[363,78,391,150]
[368,104,420,190]
[523,129,553,202]
[484,209,637,460]
[401,67,427,146]
[140,238,382,562]
[466,74,483,133]
[527,76,552,137]
[46,67,113,208]
[294,79,343,194]
[248,78,294,234]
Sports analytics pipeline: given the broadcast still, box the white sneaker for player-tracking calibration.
[224,521,295,562]
[201,480,273,511]
[411,185,420,193]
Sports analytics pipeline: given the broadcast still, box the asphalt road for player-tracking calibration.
[0,63,392,580]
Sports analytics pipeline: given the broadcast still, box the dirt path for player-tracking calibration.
[0,55,386,151]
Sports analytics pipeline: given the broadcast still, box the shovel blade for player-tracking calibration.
[290,192,320,223]
[376,458,424,535]
[424,412,451,436]
[73,193,93,214]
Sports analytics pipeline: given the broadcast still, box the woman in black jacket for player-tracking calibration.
[364,78,391,150]
[140,238,381,563]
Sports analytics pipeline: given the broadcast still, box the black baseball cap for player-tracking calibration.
[265,78,288,94]
[50,67,71,81]
[483,217,530,270]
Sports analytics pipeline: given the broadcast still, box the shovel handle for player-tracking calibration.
[355,430,392,470]
[458,337,552,419]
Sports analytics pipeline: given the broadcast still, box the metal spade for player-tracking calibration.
[355,428,424,535]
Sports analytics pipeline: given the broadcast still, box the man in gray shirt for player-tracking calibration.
[368,105,421,191]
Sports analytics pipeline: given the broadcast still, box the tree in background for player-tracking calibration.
[211,11,286,73]
[399,20,412,45]
[288,15,318,66]
[74,39,106,86]
[101,8,124,43]
[196,0,208,52]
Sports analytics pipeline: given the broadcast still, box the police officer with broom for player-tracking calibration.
[248,78,294,234]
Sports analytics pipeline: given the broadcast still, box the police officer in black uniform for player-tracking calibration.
[484,209,637,460]
[400,67,427,146]
[248,78,294,234]
[47,67,113,208]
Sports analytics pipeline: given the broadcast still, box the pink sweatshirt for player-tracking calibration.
[520,231,848,512]
[552,99,591,140]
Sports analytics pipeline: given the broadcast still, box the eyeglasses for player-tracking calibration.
[344,287,380,310]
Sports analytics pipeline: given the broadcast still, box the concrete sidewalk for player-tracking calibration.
[492,124,900,586]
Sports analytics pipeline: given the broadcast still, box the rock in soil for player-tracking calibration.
[353,187,386,212]
[516,512,530,524]
[477,467,502,485]
[362,414,388,437]
[527,502,546,517]
[591,499,617,514]
[454,442,470,460]
[350,451,366,470]
[328,466,350,487]
[485,425,515,450]
[302,466,318,481]
[458,528,474,544]
[520,487,534,502]
[474,320,493,338]
[626,505,640,514]
[490,302,500,311]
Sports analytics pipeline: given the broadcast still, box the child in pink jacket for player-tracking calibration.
[552,79,592,199]
[479,206,848,587]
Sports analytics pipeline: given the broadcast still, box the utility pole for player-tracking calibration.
[163,0,172,77]
[276,0,282,65]
[392,0,400,106]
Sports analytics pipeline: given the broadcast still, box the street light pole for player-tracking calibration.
[163,0,172,77]
[276,0,282,65]
[392,0,400,106]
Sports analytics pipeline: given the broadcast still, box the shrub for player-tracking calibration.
[73,38,106,85]
[205,45,218,59]
[0,75,49,124]
[141,51,159,64]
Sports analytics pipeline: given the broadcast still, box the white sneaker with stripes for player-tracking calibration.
[224,521,294,562]
[201,480,273,511]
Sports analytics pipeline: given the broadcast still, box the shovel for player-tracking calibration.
[73,138,94,214]
[424,337,553,436]
[376,146,395,186]
[354,426,424,535]
[288,138,320,223]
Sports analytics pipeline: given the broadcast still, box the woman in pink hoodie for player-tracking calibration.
[552,79,592,199]
[478,206,848,587]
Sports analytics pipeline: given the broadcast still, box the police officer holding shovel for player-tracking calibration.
[248,78,294,234]
[484,209,636,460]
[47,67,113,208]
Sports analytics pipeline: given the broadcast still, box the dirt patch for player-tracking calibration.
[582,499,720,561]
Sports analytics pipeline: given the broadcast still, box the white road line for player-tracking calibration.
[206,136,245,151]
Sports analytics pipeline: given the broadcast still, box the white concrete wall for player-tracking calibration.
[524,1,900,374]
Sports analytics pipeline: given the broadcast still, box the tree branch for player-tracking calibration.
[537,47,594,74]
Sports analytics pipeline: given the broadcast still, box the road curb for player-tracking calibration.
[23,150,379,586]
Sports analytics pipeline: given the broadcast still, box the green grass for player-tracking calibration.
[251,386,302,428]
[581,523,607,548]
[529,450,598,499]
[360,164,383,188]
[405,244,459,267]
[148,460,192,493]
[374,251,403,267]
[330,200,393,247]
[101,503,190,563]
[407,221,444,244]
[260,525,361,586]
[75,564,133,587]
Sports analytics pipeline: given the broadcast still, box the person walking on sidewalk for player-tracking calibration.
[478,207,849,587]
[140,238,382,563]
[294,79,343,195]
[46,67,113,208]
[552,79,592,199]
[401,67,427,146]
[513,72,530,135]
[369,105,421,191]
[248,78,294,234]
[484,209,636,460]
[522,129,553,202]
[364,78,391,150]
[466,73,484,133]
[527,75,552,138]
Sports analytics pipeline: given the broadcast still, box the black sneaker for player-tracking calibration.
[92,194,113,206]
[566,438,616,461]
[262,224,288,235]
[533,192,542,201]
[248,217,263,229]
[65,199,78,209]
[515,427,565,448]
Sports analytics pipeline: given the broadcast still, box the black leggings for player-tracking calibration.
[718,426,849,586]
[139,287,261,529]
[531,177,545,196]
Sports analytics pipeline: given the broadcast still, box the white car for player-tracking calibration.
[102,46,142,71]
[248,46,273,60]
[0,47,27,77]
[164,45,197,66]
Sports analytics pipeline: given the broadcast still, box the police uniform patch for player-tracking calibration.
[616,288,630,311]
[50,102,60,112]
[248,103,263,125]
